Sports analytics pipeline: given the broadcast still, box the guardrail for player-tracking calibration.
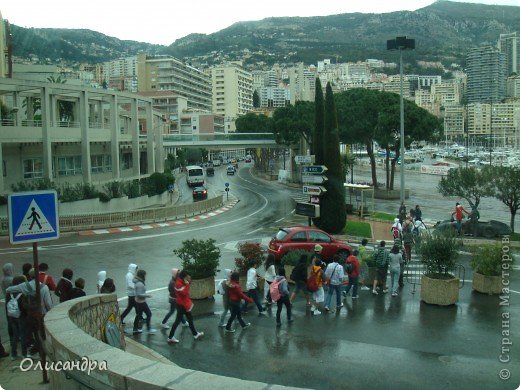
[0,195,224,235]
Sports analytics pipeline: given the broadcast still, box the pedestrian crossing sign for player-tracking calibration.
[8,190,59,244]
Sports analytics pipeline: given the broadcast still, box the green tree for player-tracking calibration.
[253,90,260,108]
[235,112,273,133]
[488,166,520,232]
[437,167,493,209]
[314,82,346,233]
[272,101,314,147]
[313,78,324,165]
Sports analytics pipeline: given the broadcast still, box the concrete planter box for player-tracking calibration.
[366,267,377,286]
[420,274,459,305]
[472,272,502,295]
[190,276,215,299]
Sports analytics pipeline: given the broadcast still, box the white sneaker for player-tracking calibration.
[372,289,378,295]
[194,332,204,340]
[361,286,370,291]
[313,310,322,316]
[310,305,316,312]
[161,323,169,329]
[167,337,179,344]
[181,322,190,327]
[147,328,157,334]
[337,303,344,308]
[383,289,389,294]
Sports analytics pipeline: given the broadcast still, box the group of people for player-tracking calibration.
[0,262,118,360]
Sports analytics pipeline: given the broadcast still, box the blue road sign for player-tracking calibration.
[302,165,327,174]
[8,190,59,244]
[225,182,230,187]
[168,184,175,192]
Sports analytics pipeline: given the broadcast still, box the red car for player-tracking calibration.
[268,226,352,262]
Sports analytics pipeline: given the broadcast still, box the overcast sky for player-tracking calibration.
[1,0,519,45]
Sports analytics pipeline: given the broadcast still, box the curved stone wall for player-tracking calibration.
[44,294,301,389]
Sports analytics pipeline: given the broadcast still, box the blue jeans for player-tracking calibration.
[456,219,463,235]
[344,276,359,297]
[325,284,342,308]
[242,288,264,313]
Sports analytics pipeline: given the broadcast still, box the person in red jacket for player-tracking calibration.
[343,250,360,299]
[167,270,204,344]
[451,202,470,236]
[38,263,57,292]
[225,272,253,333]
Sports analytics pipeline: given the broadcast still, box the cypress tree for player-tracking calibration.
[317,82,346,233]
[313,78,324,165]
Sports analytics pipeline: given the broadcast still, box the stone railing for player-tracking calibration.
[44,294,302,389]
[0,195,224,234]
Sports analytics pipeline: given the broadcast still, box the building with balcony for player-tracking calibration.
[0,11,11,79]
[137,54,212,113]
[466,45,506,104]
[211,62,253,132]
[498,32,519,76]
[0,78,164,193]
[443,105,465,141]
[102,57,138,92]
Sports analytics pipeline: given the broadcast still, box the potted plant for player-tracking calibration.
[470,244,508,295]
[235,242,264,292]
[280,249,313,283]
[419,231,460,305]
[173,238,220,299]
[364,248,377,287]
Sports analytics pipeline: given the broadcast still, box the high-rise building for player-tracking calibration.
[137,54,212,113]
[211,62,253,132]
[103,57,138,92]
[443,106,465,141]
[498,32,519,76]
[466,45,506,104]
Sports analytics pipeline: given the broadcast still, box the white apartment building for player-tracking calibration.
[0,78,164,193]
[443,105,465,141]
[288,63,316,104]
[431,81,462,107]
[383,76,411,98]
[258,86,290,108]
[211,62,253,132]
[102,56,138,92]
[0,11,9,79]
[137,54,212,113]
[506,74,520,98]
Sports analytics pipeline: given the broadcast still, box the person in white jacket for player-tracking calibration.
[263,254,276,305]
[120,263,138,324]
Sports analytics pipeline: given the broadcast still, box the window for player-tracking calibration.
[23,158,43,179]
[58,156,82,176]
[121,153,133,170]
[308,231,331,243]
[91,154,112,173]
[290,232,307,242]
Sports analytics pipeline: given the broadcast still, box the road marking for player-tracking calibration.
[275,217,285,223]
[246,228,263,235]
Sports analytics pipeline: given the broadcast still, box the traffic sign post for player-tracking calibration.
[7,190,59,384]
[302,165,328,174]
[295,155,314,165]
[302,174,327,184]
[225,183,230,201]
[303,185,327,195]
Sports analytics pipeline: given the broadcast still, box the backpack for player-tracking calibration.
[392,226,400,239]
[21,282,40,314]
[7,294,22,318]
[306,270,319,292]
[345,262,354,274]
[217,279,227,295]
[269,278,285,302]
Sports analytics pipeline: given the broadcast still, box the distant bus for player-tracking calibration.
[186,165,204,187]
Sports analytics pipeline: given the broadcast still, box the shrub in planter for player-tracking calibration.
[281,249,313,282]
[470,244,510,294]
[234,242,264,275]
[173,238,220,280]
[419,231,460,305]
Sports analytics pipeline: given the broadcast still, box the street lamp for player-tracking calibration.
[387,36,415,203]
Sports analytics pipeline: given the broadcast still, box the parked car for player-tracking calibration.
[192,186,208,201]
[226,166,235,175]
[268,226,352,262]
[434,219,512,238]
[206,167,215,176]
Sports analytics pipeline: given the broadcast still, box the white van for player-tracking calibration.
[186,165,204,187]
[212,159,221,167]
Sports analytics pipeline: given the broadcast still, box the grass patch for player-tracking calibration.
[511,232,520,242]
[371,211,396,222]
[344,221,372,238]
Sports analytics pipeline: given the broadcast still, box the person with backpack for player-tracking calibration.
[217,269,232,327]
[161,268,187,329]
[120,263,138,325]
[372,241,389,295]
[167,270,204,343]
[391,218,402,241]
[272,268,292,327]
[133,270,156,334]
[308,256,325,315]
[38,263,57,292]
[324,254,345,312]
[343,250,360,299]
[69,278,86,299]
[414,205,423,222]
[100,278,116,294]
[263,254,277,305]
[289,254,310,305]
[7,275,28,359]
[55,268,74,303]
[224,272,253,333]
[7,268,52,356]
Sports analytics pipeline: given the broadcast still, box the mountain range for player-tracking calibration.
[9,1,520,69]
